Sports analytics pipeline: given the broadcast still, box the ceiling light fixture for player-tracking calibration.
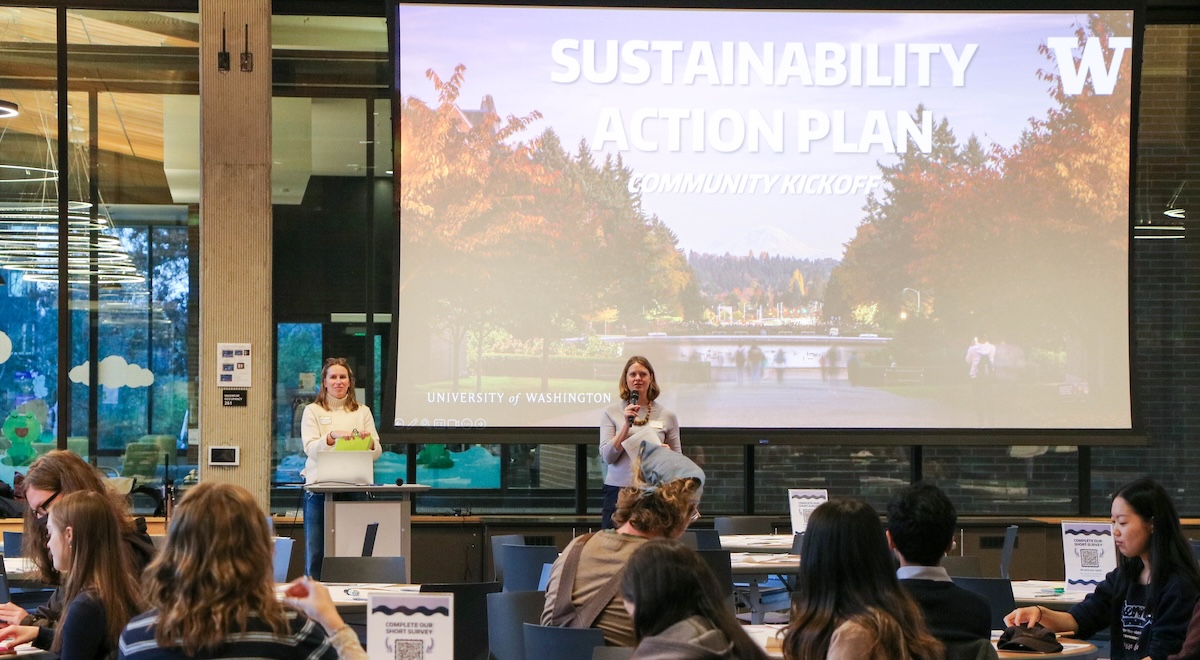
[0,100,17,119]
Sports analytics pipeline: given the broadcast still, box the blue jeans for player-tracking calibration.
[303,490,325,579]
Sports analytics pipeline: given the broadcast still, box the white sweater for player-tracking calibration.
[300,396,382,485]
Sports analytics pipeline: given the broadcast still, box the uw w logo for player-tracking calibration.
[1047,37,1133,96]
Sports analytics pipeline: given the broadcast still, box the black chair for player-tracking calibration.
[713,516,773,535]
[501,544,560,592]
[486,590,545,660]
[522,623,605,660]
[422,581,501,660]
[2,532,21,558]
[942,555,983,578]
[320,556,407,583]
[790,532,804,554]
[1000,525,1019,579]
[490,534,527,584]
[944,637,1000,660]
[952,577,1015,630]
[681,529,722,550]
[593,647,634,660]
[695,549,735,612]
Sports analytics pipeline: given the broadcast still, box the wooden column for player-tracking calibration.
[198,0,272,506]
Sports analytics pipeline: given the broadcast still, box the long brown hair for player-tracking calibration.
[144,482,289,654]
[783,499,943,660]
[314,357,360,411]
[48,490,144,654]
[23,450,137,583]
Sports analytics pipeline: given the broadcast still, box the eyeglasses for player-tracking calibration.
[689,506,701,523]
[32,491,59,519]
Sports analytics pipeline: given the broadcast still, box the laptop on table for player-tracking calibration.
[313,451,375,486]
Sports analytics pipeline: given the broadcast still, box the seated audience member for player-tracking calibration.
[1007,477,1200,660]
[0,450,155,629]
[783,499,943,660]
[117,482,358,660]
[886,483,992,643]
[543,437,705,646]
[0,491,144,659]
[622,539,767,660]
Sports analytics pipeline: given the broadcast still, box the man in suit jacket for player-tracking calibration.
[887,483,992,643]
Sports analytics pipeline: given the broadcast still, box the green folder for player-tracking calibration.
[335,432,371,452]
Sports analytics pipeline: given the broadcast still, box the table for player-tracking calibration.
[304,484,429,581]
[730,553,799,624]
[275,582,419,613]
[745,624,1099,659]
[721,534,795,553]
[1012,580,1087,611]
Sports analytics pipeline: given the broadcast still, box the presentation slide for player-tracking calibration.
[394,4,1134,431]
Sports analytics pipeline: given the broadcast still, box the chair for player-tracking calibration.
[790,532,804,554]
[501,544,560,592]
[421,581,501,660]
[681,529,722,550]
[486,590,545,660]
[3,532,21,558]
[944,637,1000,660]
[942,555,983,578]
[320,556,406,583]
[952,577,1016,630]
[522,623,606,660]
[538,563,553,591]
[999,525,1019,579]
[695,549,735,612]
[713,516,774,535]
[490,534,527,583]
[272,537,295,583]
[593,647,633,660]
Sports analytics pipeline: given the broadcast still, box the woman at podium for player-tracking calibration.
[300,357,381,579]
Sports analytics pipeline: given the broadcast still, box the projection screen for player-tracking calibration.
[393,4,1135,434]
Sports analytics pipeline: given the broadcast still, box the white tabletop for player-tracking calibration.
[721,534,795,553]
[1012,580,1087,610]
[275,582,420,610]
[730,552,800,576]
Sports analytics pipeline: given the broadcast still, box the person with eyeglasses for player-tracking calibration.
[300,357,381,579]
[0,451,155,634]
[543,438,704,647]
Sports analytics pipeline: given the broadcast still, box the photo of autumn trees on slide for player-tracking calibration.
[394,13,1132,430]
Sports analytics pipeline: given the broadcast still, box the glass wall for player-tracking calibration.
[5,3,1200,519]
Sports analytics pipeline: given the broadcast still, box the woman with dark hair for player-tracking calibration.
[599,356,681,529]
[0,450,154,629]
[300,357,381,578]
[0,491,143,658]
[1007,477,1200,660]
[544,439,704,647]
[117,482,362,659]
[621,540,767,660]
[782,499,943,660]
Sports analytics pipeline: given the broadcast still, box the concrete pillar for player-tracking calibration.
[198,0,272,507]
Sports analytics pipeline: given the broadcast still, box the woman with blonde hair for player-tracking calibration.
[0,490,143,659]
[782,499,943,660]
[0,450,154,629]
[117,482,361,659]
[301,357,381,578]
[543,438,704,647]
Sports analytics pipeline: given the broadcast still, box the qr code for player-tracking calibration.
[395,639,423,660]
[1080,548,1100,568]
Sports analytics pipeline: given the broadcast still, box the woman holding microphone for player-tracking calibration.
[599,356,681,529]
[301,357,382,579]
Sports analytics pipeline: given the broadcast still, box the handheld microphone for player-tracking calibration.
[627,390,639,423]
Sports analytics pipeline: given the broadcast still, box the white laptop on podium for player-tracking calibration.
[314,451,375,486]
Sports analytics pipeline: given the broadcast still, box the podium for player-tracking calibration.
[304,484,430,581]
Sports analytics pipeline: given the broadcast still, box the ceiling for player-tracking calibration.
[0,8,390,206]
